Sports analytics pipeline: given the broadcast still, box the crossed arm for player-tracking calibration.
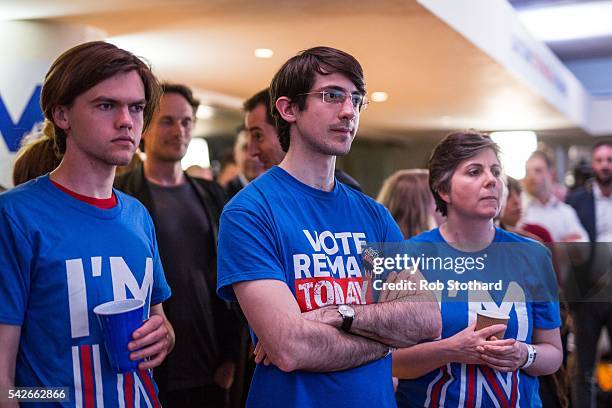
[234,270,441,373]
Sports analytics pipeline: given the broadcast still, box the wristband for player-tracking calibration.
[521,343,537,369]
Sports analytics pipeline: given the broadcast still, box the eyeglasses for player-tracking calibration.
[296,89,368,112]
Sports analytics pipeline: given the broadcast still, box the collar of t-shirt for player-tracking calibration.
[50,179,118,209]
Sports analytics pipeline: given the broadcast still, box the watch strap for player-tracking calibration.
[521,343,536,369]
[341,314,353,332]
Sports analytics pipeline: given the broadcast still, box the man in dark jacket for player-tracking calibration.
[115,83,238,408]
[566,141,612,408]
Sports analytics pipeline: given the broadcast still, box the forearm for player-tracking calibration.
[351,294,441,347]
[269,318,390,372]
[392,338,454,379]
[522,342,562,376]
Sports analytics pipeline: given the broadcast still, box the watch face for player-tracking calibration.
[339,304,355,317]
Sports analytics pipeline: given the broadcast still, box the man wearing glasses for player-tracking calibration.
[217,47,441,407]
[115,84,238,408]
[243,88,362,191]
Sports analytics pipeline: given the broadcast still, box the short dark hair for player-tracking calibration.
[243,88,273,125]
[428,130,500,217]
[162,83,200,115]
[593,140,612,153]
[506,176,522,195]
[528,150,553,170]
[269,46,365,152]
[41,41,161,156]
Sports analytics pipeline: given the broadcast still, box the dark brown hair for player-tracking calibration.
[162,83,200,115]
[269,46,365,152]
[243,88,273,125]
[41,41,161,156]
[428,130,500,217]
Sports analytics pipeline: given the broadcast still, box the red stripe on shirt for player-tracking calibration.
[124,372,134,408]
[138,370,161,408]
[79,345,95,408]
[480,366,509,408]
[50,179,117,209]
[430,365,450,407]
[466,364,477,407]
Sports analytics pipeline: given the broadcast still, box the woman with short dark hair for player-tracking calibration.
[393,131,563,407]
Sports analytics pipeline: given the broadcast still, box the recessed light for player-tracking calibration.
[370,91,388,102]
[254,48,274,59]
[196,105,214,120]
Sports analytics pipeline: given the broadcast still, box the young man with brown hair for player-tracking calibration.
[0,41,173,407]
[217,46,441,407]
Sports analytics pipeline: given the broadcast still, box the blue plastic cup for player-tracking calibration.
[93,299,145,373]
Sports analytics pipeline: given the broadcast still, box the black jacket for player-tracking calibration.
[566,184,596,243]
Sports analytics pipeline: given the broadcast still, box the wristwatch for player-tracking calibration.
[521,343,537,369]
[338,304,355,332]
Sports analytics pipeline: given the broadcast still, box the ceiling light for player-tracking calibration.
[254,48,274,58]
[196,105,214,120]
[517,1,612,42]
[490,131,537,180]
[370,91,388,102]
[182,138,210,170]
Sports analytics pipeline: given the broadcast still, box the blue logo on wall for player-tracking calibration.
[0,86,44,152]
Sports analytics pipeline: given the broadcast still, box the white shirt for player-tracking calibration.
[523,194,589,242]
[594,183,612,242]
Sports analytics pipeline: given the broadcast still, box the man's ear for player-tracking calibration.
[275,97,297,124]
[52,106,70,132]
[438,188,451,205]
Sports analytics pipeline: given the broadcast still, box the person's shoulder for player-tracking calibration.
[409,228,442,243]
[188,175,226,202]
[115,189,150,216]
[0,177,46,209]
[113,166,143,194]
[495,227,534,243]
[566,187,592,205]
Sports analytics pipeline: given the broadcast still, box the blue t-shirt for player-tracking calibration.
[395,227,561,408]
[217,166,403,408]
[0,175,171,407]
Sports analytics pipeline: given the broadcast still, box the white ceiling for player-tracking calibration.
[1,0,578,139]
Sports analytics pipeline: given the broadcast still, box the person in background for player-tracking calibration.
[500,176,553,243]
[394,131,563,407]
[377,168,437,239]
[225,129,264,200]
[12,121,62,186]
[566,141,612,408]
[216,149,239,187]
[0,40,173,407]
[115,83,238,408]
[523,150,588,243]
[243,88,363,191]
[500,176,570,408]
